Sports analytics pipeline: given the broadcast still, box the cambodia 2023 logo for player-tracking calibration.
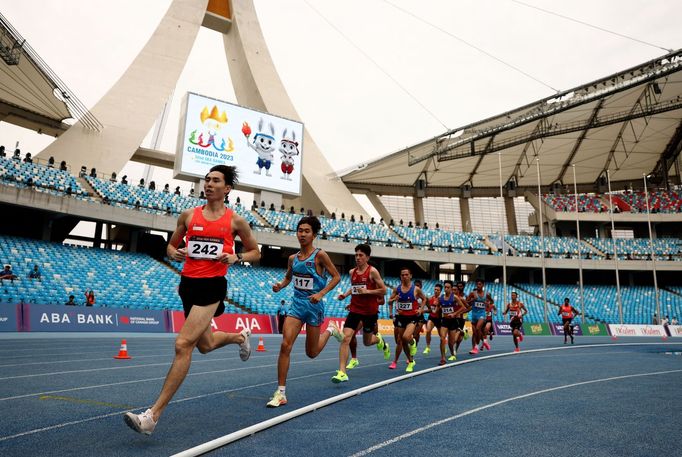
[187,105,235,153]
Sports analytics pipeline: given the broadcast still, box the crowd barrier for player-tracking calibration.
[0,304,672,337]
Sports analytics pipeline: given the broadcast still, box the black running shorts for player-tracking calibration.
[344,311,378,334]
[178,276,227,318]
[395,314,419,328]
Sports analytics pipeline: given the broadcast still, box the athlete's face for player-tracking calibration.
[354,250,368,267]
[434,286,441,296]
[204,171,229,200]
[297,223,316,246]
[457,283,464,294]
[476,281,484,292]
[444,283,452,295]
[400,270,411,285]
[511,292,517,302]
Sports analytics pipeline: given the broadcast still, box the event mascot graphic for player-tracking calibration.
[188,105,234,152]
[242,118,275,176]
[279,128,300,181]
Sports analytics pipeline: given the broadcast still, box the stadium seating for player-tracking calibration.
[544,193,607,213]
[617,190,682,213]
[585,237,682,260]
[505,235,594,258]
[0,156,90,199]
[391,225,488,253]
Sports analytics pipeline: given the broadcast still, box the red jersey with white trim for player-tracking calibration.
[181,206,234,278]
[349,265,378,315]
[508,301,523,319]
[560,304,574,318]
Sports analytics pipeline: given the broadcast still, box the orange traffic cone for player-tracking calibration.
[114,339,132,359]
[256,336,266,352]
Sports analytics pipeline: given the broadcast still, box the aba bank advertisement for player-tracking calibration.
[0,304,20,331]
[172,311,274,334]
[608,324,667,337]
[175,92,304,196]
[24,304,167,332]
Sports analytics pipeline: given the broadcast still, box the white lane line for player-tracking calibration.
[170,341,682,457]
[0,355,341,402]
[0,361,387,443]
[349,368,682,456]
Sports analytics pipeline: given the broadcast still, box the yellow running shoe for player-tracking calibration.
[346,358,359,369]
[331,370,349,383]
[376,333,391,360]
[406,360,416,373]
[448,354,457,361]
[423,346,431,354]
[409,339,417,357]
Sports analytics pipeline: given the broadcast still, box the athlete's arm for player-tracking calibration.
[502,304,510,316]
[273,255,294,292]
[415,287,428,314]
[166,209,191,261]
[309,250,341,304]
[387,288,398,317]
[454,294,471,316]
[338,268,354,300]
[520,303,528,317]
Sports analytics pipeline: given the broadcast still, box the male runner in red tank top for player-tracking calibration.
[332,244,389,382]
[124,165,261,435]
[559,297,581,344]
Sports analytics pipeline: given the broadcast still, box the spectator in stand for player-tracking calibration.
[65,295,77,306]
[90,168,97,178]
[13,148,20,161]
[28,264,41,280]
[79,165,87,177]
[672,317,678,325]
[277,300,287,334]
[23,152,33,163]
[0,264,16,281]
[65,186,73,196]
[652,313,659,324]
[110,172,117,183]
[148,181,156,191]
[189,187,195,197]
[138,178,145,188]
[84,289,96,307]
[174,186,181,195]
[0,145,5,157]
[47,156,55,168]
[121,175,128,185]
[59,160,67,171]
[199,191,205,199]
[163,183,170,193]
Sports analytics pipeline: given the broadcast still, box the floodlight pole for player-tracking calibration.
[535,157,548,324]
[643,173,661,321]
[606,170,623,324]
[572,165,585,324]
[498,152,507,309]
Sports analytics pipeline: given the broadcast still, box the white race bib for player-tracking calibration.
[397,301,412,311]
[442,306,454,315]
[351,284,366,295]
[293,274,314,291]
[187,236,222,260]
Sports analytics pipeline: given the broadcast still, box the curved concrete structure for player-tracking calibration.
[224,0,364,215]
[37,0,209,173]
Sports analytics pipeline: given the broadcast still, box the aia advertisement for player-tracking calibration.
[23,304,168,332]
[171,311,274,334]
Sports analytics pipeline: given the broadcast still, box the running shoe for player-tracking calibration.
[406,360,416,373]
[266,390,287,408]
[519,334,524,343]
[123,409,157,436]
[469,346,479,355]
[376,333,391,360]
[346,358,359,369]
[239,328,252,361]
[482,340,491,351]
[570,336,574,344]
[448,354,457,361]
[463,329,470,340]
[331,370,349,383]
[409,339,417,357]
[327,321,343,343]
[439,359,446,365]
[514,347,521,353]
[388,361,397,369]
[423,346,431,354]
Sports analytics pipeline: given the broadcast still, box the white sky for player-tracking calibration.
[0,0,680,202]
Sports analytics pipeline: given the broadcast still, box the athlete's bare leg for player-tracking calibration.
[402,323,416,363]
[276,316,305,386]
[393,326,404,363]
[150,302,219,422]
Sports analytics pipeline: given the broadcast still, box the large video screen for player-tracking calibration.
[174,92,304,196]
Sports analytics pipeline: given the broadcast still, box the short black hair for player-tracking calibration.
[476,279,484,284]
[207,165,238,187]
[400,267,412,275]
[355,243,371,257]
[297,216,321,235]
[434,283,442,290]
[564,297,570,302]
[456,281,464,287]
[415,279,423,286]
[444,280,454,287]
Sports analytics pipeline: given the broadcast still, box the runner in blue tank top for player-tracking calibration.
[466,279,494,355]
[267,216,342,408]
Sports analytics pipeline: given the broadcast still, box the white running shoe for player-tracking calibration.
[266,390,288,408]
[123,408,157,435]
[239,329,252,361]
[327,321,343,343]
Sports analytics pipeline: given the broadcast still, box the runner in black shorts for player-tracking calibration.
[387,269,427,372]
[503,291,527,352]
[413,279,427,351]
[440,280,470,363]
[559,298,581,344]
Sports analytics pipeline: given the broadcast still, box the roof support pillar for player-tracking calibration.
[460,197,471,232]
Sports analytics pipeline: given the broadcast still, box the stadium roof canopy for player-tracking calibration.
[0,12,100,136]
[341,49,682,198]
